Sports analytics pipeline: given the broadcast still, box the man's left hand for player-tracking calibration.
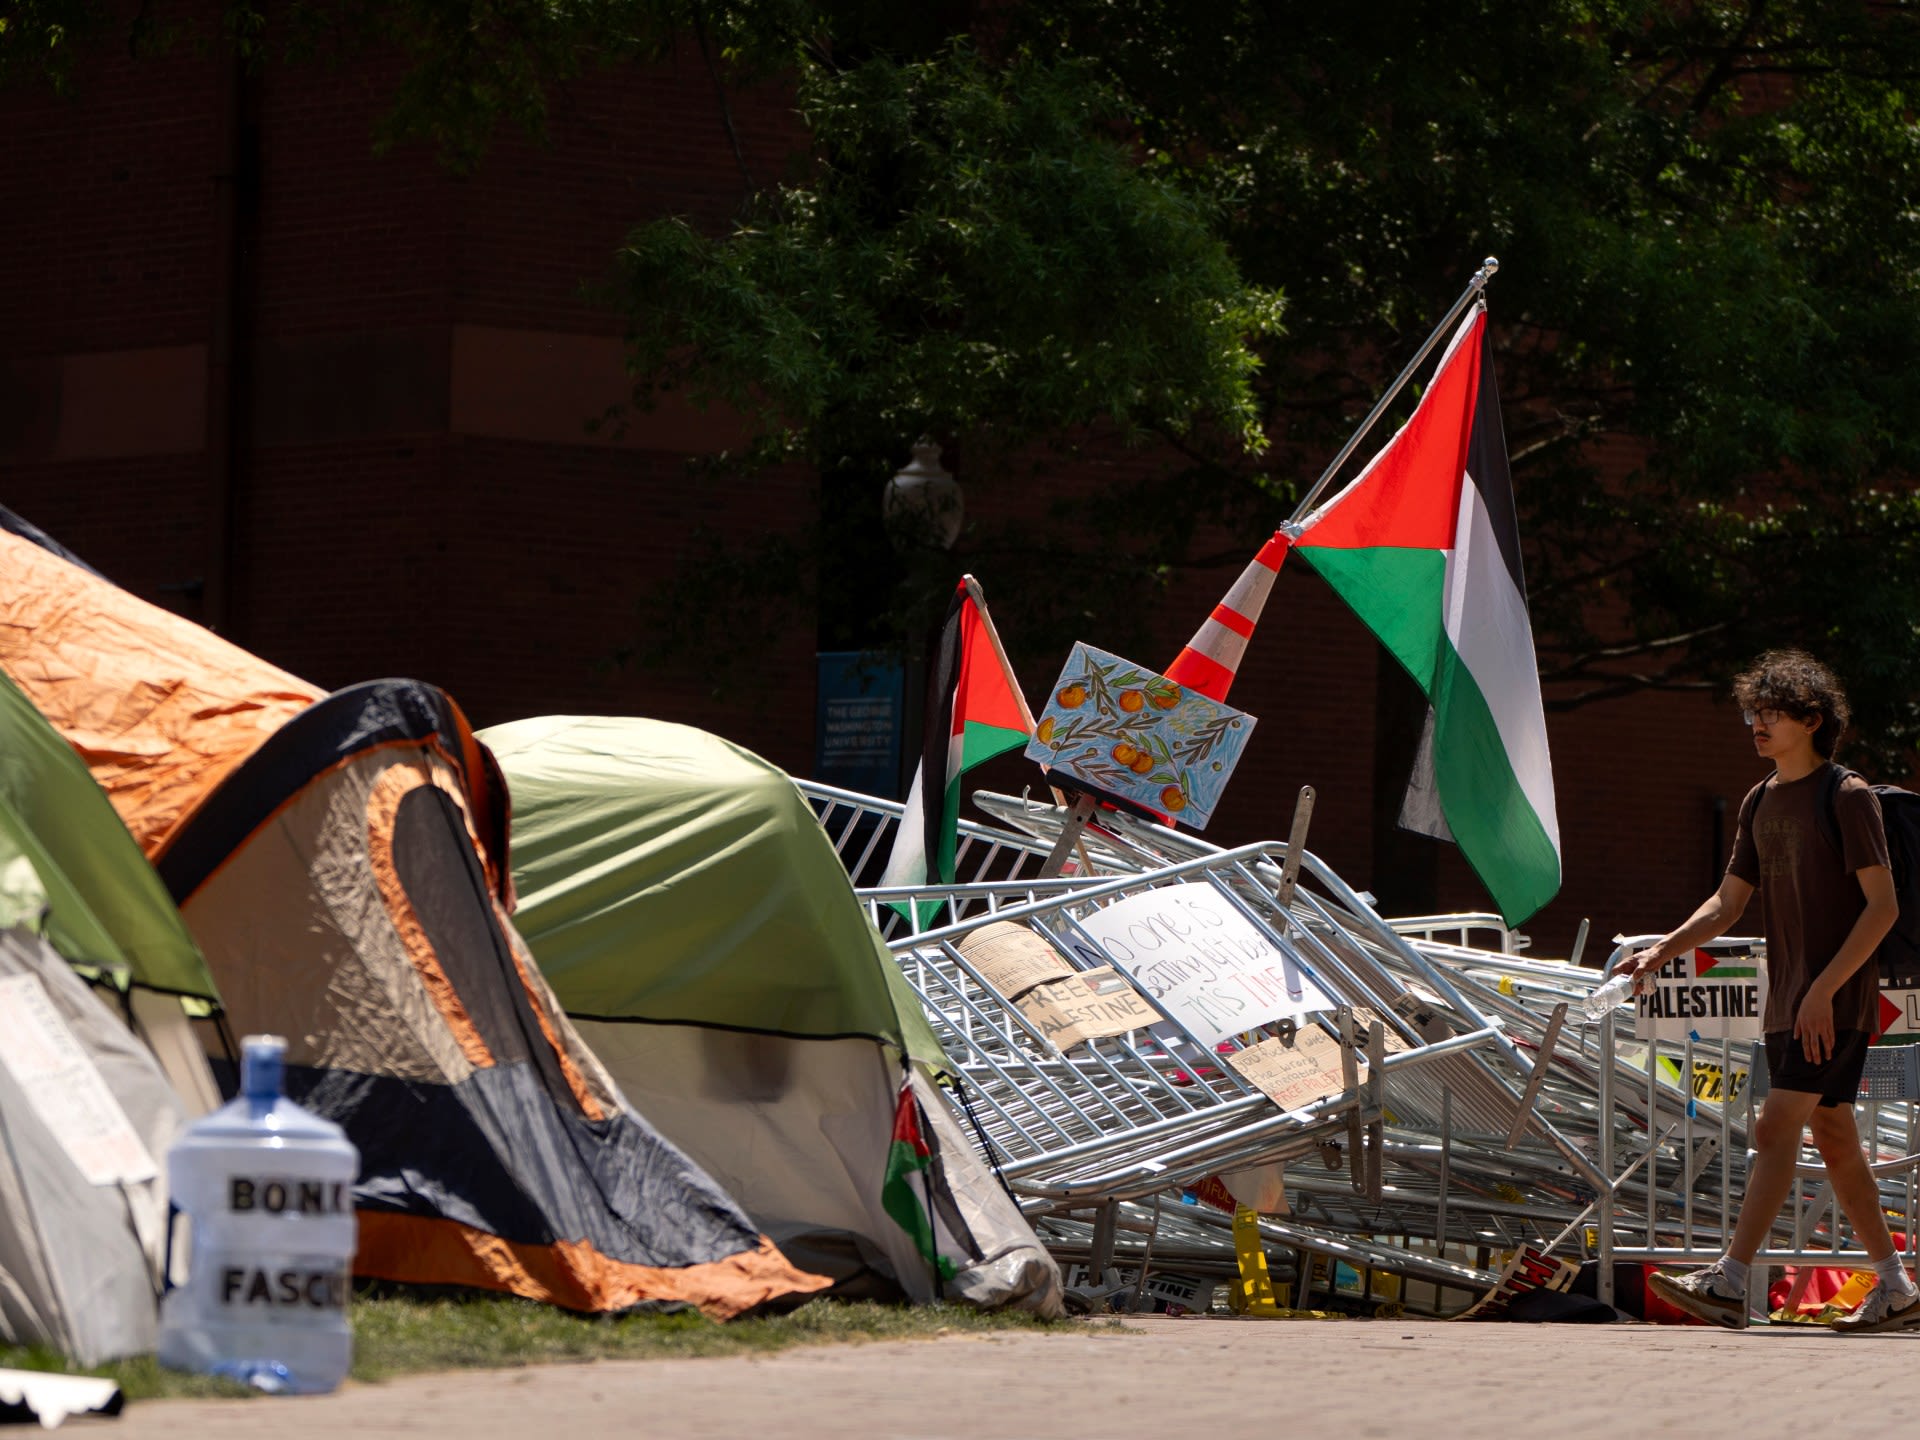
[1794,989,1836,1065]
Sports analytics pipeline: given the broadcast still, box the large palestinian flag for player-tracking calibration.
[878,577,1032,922]
[1292,305,1560,925]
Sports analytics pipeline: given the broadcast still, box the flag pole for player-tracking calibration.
[1288,255,1501,526]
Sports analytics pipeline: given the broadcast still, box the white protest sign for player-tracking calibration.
[1874,984,1920,1046]
[1071,883,1334,1050]
[1640,947,1767,1042]
[0,973,157,1186]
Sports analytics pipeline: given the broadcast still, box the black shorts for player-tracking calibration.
[1764,1028,1872,1107]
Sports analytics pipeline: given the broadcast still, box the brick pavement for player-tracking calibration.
[110,1312,1912,1440]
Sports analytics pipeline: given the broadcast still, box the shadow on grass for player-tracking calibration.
[1,1295,1123,1401]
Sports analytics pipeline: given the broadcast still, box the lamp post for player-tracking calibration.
[882,438,963,552]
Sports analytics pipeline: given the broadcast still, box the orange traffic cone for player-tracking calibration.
[1164,531,1291,702]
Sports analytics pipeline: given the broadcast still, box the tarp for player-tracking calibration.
[482,716,946,1068]
[0,928,188,1365]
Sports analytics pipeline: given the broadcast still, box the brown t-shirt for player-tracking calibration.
[1727,765,1890,1032]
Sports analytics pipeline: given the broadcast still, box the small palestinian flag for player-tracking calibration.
[878,577,1032,923]
[881,1077,978,1291]
[1693,950,1758,979]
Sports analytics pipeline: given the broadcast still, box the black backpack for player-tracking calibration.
[1739,767,1920,986]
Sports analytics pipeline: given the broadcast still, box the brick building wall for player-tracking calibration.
[0,15,1797,958]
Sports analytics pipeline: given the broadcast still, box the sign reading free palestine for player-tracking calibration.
[1070,884,1333,1050]
[1640,948,1767,1043]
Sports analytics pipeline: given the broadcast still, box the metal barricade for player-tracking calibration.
[810,779,1920,1311]
[884,835,1629,1282]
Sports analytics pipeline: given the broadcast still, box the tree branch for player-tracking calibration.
[692,6,754,198]
[1538,621,1731,681]
[1545,674,1718,710]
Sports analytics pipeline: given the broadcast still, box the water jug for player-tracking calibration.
[156,1035,359,1393]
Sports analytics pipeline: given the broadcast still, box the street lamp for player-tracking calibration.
[882,438,963,551]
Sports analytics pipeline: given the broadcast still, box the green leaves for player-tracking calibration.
[21,0,1920,762]
[609,45,1284,462]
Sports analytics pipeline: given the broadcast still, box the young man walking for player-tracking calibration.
[1623,650,1913,1332]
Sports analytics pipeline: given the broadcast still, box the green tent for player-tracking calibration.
[483,715,1059,1313]
[487,714,946,1064]
[0,667,221,1110]
[0,669,215,1000]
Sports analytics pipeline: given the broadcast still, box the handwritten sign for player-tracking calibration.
[0,974,157,1186]
[1227,1029,1361,1112]
[1026,643,1255,828]
[1072,884,1333,1049]
[1352,1003,1412,1055]
[957,921,1076,999]
[1390,988,1452,1042]
[1016,967,1163,1052]
[1641,948,1767,1042]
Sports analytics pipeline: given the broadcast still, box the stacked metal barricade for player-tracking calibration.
[803,781,1920,1316]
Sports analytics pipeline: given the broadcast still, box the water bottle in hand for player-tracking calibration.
[1579,970,1637,1022]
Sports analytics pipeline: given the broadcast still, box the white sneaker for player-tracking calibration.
[1648,1259,1748,1329]
[1831,1280,1920,1335]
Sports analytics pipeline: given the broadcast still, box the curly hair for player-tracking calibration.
[1732,649,1852,759]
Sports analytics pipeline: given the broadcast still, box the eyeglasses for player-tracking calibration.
[1742,708,1791,727]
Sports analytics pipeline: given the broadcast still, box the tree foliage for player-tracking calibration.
[1013,0,1920,767]
[16,0,1920,764]
[612,47,1281,464]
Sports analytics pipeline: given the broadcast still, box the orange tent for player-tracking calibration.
[0,522,320,858]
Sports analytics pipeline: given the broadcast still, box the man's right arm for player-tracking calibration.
[1622,875,1755,991]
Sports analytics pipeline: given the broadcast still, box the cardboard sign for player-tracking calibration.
[1390,988,1453,1043]
[1227,1028,1362,1113]
[1016,966,1163,1051]
[1072,884,1333,1049]
[956,921,1076,999]
[1351,1003,1412,1055]
[0,974,157,1187]
[1641,947,1767,1042]
[1025,643,1255,828]
[1063,1264,1216,1315]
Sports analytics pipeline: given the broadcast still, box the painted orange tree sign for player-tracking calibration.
[1025,644,1255,827]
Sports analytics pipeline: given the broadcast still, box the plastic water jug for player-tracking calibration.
[156,1035,359,1393]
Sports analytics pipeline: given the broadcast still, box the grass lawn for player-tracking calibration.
[0,1294,1117,1402]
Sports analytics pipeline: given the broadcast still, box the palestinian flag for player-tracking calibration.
[1292,305,1560,925]
[880,1077,976,1290]
[877,577,1032,923]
